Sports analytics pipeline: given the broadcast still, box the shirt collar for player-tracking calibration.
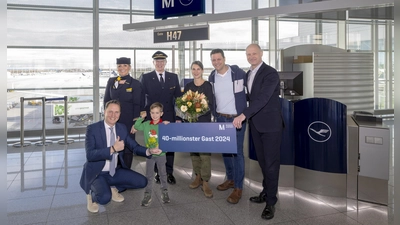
[150,118,163,125]
[104,121,115,129]
[250,62,263,74]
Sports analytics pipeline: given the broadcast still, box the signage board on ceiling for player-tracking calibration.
[153,25,209,43]
[154,0,205,19]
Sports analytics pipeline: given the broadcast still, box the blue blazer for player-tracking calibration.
[140,70,182,122]
[243,62,284,133]
[80,120,148,194]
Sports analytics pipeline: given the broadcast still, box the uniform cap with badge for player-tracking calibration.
[152,51,168,60]
[116,57,131,64]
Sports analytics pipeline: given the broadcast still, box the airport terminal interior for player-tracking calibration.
[7,0,396,224]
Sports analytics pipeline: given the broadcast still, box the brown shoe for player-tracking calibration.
[217,180,234,191]
[227,188,242,204]
[201,180,213,198]
[189,174,202,189]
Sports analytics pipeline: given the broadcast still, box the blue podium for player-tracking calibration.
[248,97,347,196]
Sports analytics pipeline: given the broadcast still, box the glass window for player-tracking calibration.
[197,20,251,51]
[322,21,337,47]
[259,20,270,49]
[7,48,93,132]
[99,14,155,48]
[279,20,325,49]
[8,10,92,47]
[7,48,92,72]
[100,0,153,10]
[347,23,372,51]
[8,0,92,7]
[209,0,251,13]
[378,24,386,51]
[378,52,386,80]
[378,81,386,109]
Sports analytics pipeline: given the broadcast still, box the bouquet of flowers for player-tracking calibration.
[146,129,158,149]
[175,90,209,123]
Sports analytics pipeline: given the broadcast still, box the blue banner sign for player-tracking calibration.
[158,122,237,153]
[154,0,205,19]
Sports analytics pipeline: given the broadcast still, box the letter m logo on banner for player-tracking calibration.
[219,124,225,130]
[162,0,174,8]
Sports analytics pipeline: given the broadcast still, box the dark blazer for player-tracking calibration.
[79,120,148,194]
[243,62,284,133]
[140,70,182,122]
[103,75,144,132]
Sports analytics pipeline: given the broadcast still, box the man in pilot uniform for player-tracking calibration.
[140,51,182,184]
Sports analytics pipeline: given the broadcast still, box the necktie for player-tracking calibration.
[247,70,254,93]
[159,74,164,86]
[109,127,116,176]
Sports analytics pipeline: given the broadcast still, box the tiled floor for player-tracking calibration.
[7,123,394,225]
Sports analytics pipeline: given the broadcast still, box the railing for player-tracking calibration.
[12,96,74,147]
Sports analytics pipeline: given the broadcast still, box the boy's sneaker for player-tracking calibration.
[161,189,170,203]
[141,192,152,207]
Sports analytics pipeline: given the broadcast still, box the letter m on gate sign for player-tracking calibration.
[154,0,205,19]
[219,124,225,130]
[162,0,174,8]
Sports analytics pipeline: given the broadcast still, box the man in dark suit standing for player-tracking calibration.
[233,44,284,220]
[80,100,162,213]
[140,51,182,184]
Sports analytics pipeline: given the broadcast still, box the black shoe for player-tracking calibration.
[249,192,266,203]
[261,205,275,220]
[167,173,176,184]
[154,173,160,184]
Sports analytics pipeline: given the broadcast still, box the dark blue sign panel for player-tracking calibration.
[154,0,205,19]
[158,122,237,153]
[249,98,295,165]
[294,98,347,173]
[154,26,209,43]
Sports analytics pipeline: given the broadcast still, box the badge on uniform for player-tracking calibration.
[126,88,132,92]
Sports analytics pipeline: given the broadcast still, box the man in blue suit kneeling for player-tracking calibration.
[80,99,162,213]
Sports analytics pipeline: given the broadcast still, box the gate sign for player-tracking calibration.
[158,122,237,153]
[154,25,209,43]
[154,0,205,19]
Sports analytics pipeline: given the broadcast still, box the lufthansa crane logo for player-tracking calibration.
[179,0,193,6]
[307,121,331,143]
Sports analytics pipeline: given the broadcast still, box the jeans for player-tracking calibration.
[216,115,246,189]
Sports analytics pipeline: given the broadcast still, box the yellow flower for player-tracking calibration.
[146,136,158,148]
[196,108,201,113]
[187,102,192,107]
[116,76,121,81]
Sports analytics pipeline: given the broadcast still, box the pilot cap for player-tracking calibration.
[152,51,168,60]
[116,57,131,64]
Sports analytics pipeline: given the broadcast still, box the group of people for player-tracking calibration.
[79,43,284,220]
